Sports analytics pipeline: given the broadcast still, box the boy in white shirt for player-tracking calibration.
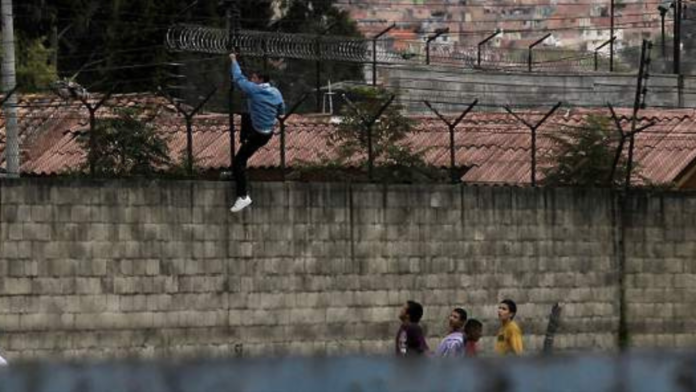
[435,308,467,357]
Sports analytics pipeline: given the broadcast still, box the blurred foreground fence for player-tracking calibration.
[1,354,695,392]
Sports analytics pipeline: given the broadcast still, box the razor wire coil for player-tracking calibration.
[166,24,614,73]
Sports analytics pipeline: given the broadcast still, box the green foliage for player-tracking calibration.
[332,87,415,163]
[1,35,58,91]
[17,37,58,91]
[542,115,629,187]
[16,0,270,93]
[295,86,447,183]
[166,150,207,178]
[78,108,171,177]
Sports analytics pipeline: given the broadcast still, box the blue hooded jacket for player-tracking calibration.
[231,62,285,134]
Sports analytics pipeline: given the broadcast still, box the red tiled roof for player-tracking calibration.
[2,93,696,187]
[0,93,175,173]
[450,108,696,186]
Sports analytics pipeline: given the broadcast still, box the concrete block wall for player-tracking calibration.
[623,193,696,348]
[383,66,695,113]
[0,179,692,360]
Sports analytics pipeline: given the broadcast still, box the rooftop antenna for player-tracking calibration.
[323,80,335,115]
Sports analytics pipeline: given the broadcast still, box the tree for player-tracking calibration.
[542,114,630,187]
[16,0,274,94]
[14,0,365,111]
[9,36,58,91]
[77,108,171,177]
[302,86,446,182]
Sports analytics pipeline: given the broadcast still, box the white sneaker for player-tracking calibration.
[230,196,252,213]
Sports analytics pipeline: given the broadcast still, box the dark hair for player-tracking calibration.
[251,71,270,83]
[453,308,467,322]
[501,299,517,318]
[464,318,482,333]
[406,300,424,323]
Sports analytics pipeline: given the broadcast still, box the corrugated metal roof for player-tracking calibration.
[3,94,696,187]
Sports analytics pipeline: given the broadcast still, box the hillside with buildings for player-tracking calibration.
[338,0,664,52]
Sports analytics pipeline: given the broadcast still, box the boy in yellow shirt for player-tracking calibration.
[495,299,524,355]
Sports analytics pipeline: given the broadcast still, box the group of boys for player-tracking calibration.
[396,300,483,358]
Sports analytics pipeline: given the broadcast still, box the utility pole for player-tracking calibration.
[315,23,337,113]
[610,0,615,72]
[673,0,682,75]
[2,0,19,177]
[606,40,654,189]
[658,4,668,57]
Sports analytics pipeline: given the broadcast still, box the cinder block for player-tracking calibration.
[7,224,23,240]
[69,206,92,222]
[0,314,21,331]
[79,295,108,313]
[75,278,103,294]
[179,276,224,293]
[29,206,53,222]
[113,277,139,294]
[4,278,33,295]
[19,313,62,331]
[674,274,696,288]
[87,259,109,276]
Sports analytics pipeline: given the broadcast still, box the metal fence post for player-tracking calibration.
[594,36,616,71]
[159,86,218,175]
[343,94,395,181]
[528,33,552,72]
[425,28,449,65]
[372,24,396,86]
[477,29,501,68]
[277,93,309,180]
[72,88,117,177]
[423,99,478,183]
[505,102,562,187]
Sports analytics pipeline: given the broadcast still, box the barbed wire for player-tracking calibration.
[165,23,674,73]
[166,25,373,62]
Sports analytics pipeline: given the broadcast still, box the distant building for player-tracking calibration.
[337,0,662,50]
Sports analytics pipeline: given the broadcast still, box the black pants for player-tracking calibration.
[234,114,272,198]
